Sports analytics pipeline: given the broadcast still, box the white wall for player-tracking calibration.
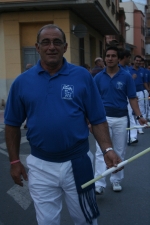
[120,2,137,45]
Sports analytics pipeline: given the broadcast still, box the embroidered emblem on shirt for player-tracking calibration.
[61,84,74,100]
[116,81,124,90]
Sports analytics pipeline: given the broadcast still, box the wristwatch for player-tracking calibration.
[136,115,143,120]
[103,147,113,156]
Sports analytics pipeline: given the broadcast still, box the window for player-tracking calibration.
[22,47,40,71]
[111,2,115,15]
[106,0,111,7]
[147,28,150,36]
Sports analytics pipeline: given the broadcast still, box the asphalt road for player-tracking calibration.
[0,120,150,225]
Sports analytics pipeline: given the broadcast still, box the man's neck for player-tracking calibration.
[119,61,125,66]
[106,66,119,77]
[41,60,63,76]
[133,65,139,71]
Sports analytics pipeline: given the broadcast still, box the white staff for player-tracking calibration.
[138,97,150,101]
[126,122,150,130]
[81,147,150,189]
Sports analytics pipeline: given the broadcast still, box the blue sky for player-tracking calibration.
[122,0,146,4]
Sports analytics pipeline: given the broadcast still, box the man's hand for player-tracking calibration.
[10,162,28,186]
[132,74,137,79]
[138,117,147,126]
[103,150,123,173]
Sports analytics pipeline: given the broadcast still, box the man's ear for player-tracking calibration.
[35,43,40,53]
[64,43,68,53]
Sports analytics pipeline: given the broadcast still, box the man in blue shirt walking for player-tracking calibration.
[94,46,146,194]
[128,55,147,134]
[4,24,123,225]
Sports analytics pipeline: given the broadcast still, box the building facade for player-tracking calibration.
[145,0,150,65]
[120,0,146,61]
[0,0,120,105]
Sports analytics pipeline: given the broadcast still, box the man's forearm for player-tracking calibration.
[92,121,112,152]
[144,83,149,91]
[5,125,21,161]
[129,98,141,116]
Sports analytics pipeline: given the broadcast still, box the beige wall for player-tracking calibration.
[0,9,104,102]
[70,11,104,68]
[0,15,7,103]
[120,2,137,45]
[0,10,71,100]
[100,0,119,31]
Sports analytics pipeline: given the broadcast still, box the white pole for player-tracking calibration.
[81,147,150,189]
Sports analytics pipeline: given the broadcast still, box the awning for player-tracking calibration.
[0,0,119,35]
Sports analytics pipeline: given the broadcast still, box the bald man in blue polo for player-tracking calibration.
[4,24,123,225]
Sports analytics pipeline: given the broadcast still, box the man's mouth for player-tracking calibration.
[47,54,57,56]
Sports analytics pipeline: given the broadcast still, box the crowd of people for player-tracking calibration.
[4,24,149,225]
[86,48,149,195]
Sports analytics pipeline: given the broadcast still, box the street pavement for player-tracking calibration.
[0,109,150,225]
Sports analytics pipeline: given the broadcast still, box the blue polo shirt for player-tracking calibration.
[94,67,136,111]
[128,66,146,92]
[5,58,106,161]
[119,64,131,74]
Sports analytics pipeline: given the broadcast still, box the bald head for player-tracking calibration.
[94,57,104,68]
[26,64,33,70]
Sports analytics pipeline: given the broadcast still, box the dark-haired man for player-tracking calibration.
[4,24,122,225]
[94,46,146,194]
[128,55,147,134]
[140,58,150,121]
[119,50,138,144]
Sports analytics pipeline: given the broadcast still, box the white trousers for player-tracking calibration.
[127,102,137,140]
[26,154,98,225]
[144,89,150,119]
[95,116,127,188]
[136,91,146,132]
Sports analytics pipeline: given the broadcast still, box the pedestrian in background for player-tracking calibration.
[91,57,105,77]
[4,24,122,225]
[140,58,150,121]
[82,63,92,73]
[119,49,138,144]
[128,55,147,134]
[94,46,146,194]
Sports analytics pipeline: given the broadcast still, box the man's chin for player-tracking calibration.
[47,60,58,65]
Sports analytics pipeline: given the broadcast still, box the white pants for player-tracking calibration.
[95,116,127,188]
[127,102,137,141]
[136,91,146,132]
[144,89,150,119]
[26,154,98,225]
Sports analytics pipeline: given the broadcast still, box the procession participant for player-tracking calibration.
[140,58,150,121]
[118,49,131,73]
[119,50,138,144]
[128,55,147,134]
[94,46,146,194]
[91,57,105,77]
[82,63,92,74]
[4,24,122,225]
